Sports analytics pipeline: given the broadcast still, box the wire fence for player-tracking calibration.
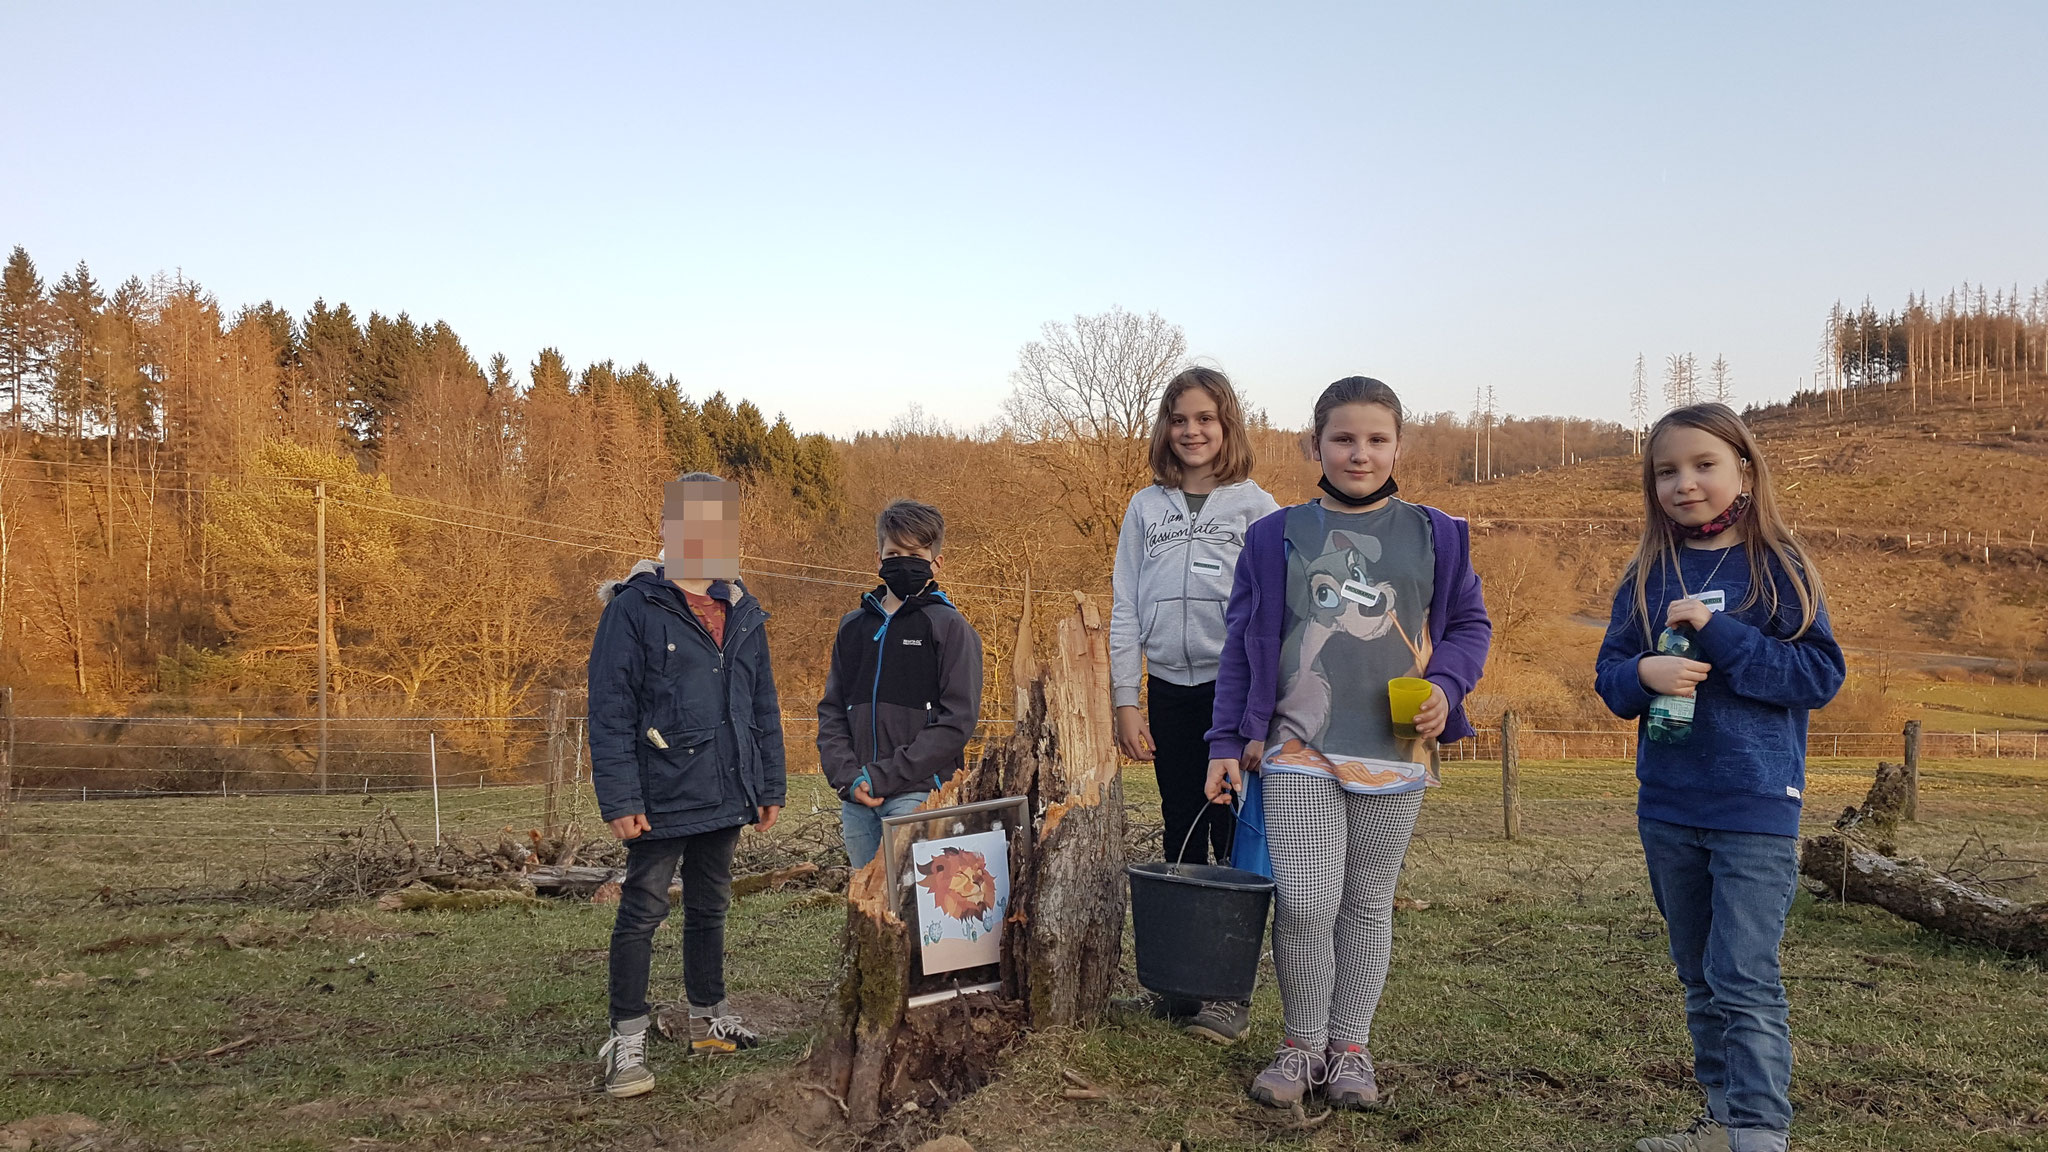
[1437,725,2048,764]
[2,713,2042,805]
[1,708,2040,879]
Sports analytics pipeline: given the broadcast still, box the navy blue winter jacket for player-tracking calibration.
[588,563,788,839]
[1594,544,1845,838]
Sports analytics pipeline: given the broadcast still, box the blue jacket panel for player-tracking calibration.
[588,567,788,839]
[1594,545,1845,838]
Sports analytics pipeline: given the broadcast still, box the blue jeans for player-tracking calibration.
[841,791,931,868]
[1639,817,1799,1152]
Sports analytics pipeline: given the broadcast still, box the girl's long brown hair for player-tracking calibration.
[1624,403,1825,643]
[1149,367,1256,488]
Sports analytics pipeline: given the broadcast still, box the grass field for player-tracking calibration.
[3,759,2046,1152]
[1913,682,2048,733]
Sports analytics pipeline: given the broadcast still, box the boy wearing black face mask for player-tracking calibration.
[817,499,985,868]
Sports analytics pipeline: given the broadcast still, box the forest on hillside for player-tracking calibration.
[0,245,1644,726]
[5,245,2039,757]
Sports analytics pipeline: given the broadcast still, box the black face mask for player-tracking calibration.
[1318,473,1398,509]
[879,556,934,600]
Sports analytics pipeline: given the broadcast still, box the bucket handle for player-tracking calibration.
[1170,785,1246,872]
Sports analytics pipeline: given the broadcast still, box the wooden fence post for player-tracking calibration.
[1501,710,1521,841]
[544,689,567,839]
[1,686,13,853]
[1902,720,1921,822]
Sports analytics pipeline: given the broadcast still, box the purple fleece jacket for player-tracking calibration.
[1207,503,1493,759]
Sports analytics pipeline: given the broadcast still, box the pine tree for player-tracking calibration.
[50,262,107,439]
[528,347,572,394]
[299,299,363,444]
[0,246,51,426]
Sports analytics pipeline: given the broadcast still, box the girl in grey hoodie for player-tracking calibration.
[1111,367,1279,1041]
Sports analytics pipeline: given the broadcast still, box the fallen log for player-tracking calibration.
[524,865,623,899]
[376,886,545,913]
[1799,759,2048,957]
[1799,835,2048,956]
[732,861,821,898]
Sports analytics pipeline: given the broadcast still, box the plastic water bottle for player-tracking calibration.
[1646,626,1698,745]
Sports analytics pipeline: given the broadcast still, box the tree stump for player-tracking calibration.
[806,591,1127,1129]
[1829,759,1911,854]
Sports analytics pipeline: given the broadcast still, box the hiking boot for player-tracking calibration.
[598,1017,655,1098]
[1184,1000,1250,1044]
[1636,1114,1730,1152]
[1323,1042,1378,1108]
[686,1000,761,1055]
[1248,1039,1326,1108]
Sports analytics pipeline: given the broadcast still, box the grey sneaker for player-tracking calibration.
[1248,1039,1326,1108]
[1185,1000,1250,1044]
[1636,1114,1730,1152]
[686,1000,760,1055]
[599,1018,655,1098]
[1323,1042,1378,1108]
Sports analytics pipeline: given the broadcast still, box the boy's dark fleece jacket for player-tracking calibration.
[588,561,787,839]
[816,584,983,800]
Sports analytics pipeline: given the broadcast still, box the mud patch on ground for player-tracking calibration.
[655,990,819,1044]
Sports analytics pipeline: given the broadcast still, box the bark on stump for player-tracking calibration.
[1800,759,2048,957]
[806,591,1127,1130]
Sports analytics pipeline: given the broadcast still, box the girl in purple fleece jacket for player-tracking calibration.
[1204,377,1492,1111]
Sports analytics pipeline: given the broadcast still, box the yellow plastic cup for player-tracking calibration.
[1388,677,1433,740]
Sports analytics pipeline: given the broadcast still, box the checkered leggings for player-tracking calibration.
[1262,772,1422,1050]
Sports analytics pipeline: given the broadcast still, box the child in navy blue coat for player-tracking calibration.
[1596,405,1844,1152]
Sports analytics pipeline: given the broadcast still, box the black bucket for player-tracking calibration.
[1127,861,1275,1002]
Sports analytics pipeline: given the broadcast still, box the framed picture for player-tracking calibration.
[880,795,1030,999]
[909,830,1011,974]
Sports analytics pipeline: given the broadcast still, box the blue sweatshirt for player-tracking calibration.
[1594,544,1845,838]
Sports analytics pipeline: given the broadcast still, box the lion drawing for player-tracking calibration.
[915,846,997,923]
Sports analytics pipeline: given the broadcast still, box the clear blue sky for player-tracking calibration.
[5,3,2044,436]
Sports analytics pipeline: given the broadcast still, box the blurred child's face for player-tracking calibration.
[1168,387,1223,476]
[662,479,740,581]
[1652,426,1748,531]
[1313,402,1400,500]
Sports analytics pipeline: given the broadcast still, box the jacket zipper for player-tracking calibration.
[1178,488,1194,675]
[865,594,892,770]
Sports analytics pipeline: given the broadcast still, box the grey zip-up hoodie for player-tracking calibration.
[1111,479,1281,709]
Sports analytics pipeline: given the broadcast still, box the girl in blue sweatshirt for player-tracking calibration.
[1595,403,1844,1152]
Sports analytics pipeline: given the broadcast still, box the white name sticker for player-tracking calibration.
[1786,785,1802,799]
[1190,558,1225,577]
[1340,580,1380,607]
[1692,590,1727,614]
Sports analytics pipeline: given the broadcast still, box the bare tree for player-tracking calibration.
[1484,384,1497,479]
[1003,307,1186,545]
[1709,355,1732,405]
[1629,354,1648,453]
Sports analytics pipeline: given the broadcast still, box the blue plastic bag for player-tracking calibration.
[1230,769,1273,879]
